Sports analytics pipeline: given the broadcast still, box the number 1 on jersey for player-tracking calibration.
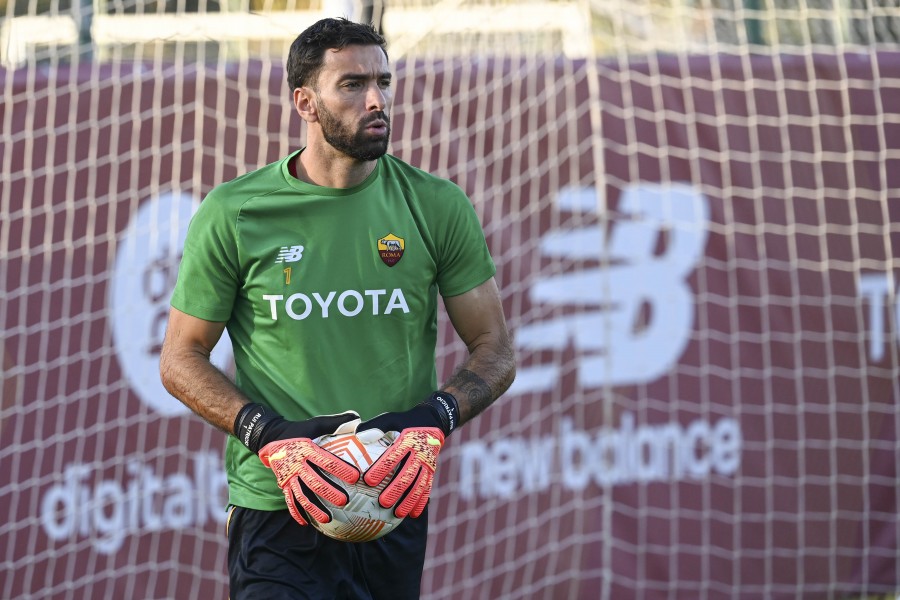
[283,267,292,285]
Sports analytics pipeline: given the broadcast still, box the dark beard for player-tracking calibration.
[318,101,390,162]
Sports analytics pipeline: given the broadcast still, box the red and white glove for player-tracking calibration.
[358,392,459,518]
[234,403,361,526]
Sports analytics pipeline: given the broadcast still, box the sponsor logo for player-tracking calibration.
[39,453,227,554]
[455,183,736,498]
[508,182,710,394]
[459,414,742,499]
[377,233,405,267]
[275,244,304,264]
[110,193,233,416]
[262,288,410,320]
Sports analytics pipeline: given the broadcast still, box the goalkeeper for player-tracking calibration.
[158,17,516,600]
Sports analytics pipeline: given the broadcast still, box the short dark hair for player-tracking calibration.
[286,18,388,91]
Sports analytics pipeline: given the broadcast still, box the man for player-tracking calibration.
[158,17,516,600]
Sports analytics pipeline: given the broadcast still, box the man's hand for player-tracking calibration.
[358,392,459,518]
[234,404,361,526]
[364,427,444,518]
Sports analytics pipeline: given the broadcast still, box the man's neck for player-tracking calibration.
[294,146,377,189]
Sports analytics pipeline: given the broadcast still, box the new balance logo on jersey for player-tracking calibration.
[275,245,304,263]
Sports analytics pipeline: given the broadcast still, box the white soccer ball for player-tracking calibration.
[311,425,403,542]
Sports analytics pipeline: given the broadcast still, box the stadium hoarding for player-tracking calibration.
[1,53,899,598]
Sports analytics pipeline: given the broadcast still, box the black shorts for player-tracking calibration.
[227,505,428,600]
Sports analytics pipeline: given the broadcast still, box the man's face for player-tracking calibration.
[313,44,393,161]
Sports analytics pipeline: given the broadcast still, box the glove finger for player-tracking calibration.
[396,467,434,518]
[379,460,422,509]
[297,464,351,508]
[289,478,332,523]
[393,470,426,518]
[406,470,433,518]
[363,444,407,486]
[283,488,309,526]
[408,488,430,519]
[309,446,360,484]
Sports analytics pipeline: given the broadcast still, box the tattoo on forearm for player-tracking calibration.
[446,368,493,420]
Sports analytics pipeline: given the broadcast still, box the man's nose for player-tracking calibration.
[367,84,386,111]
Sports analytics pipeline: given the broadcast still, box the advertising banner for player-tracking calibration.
[2,53,898,598]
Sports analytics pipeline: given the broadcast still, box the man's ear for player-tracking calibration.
[293,87,318,123]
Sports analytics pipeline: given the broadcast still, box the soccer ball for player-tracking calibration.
[311,426,403,542]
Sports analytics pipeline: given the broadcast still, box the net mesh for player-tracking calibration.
[2,0,899,598]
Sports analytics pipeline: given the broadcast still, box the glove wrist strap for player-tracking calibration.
[422,391,460,437]
[234,402,281,454]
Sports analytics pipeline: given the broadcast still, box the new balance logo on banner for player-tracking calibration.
[509,182,709,394]
[276,245,304,263]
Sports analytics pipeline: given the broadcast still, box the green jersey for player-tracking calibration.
[171,150,496,510]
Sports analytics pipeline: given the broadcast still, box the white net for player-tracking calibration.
[2,0,899,598]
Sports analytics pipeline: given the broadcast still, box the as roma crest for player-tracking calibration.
[377,233,405,267]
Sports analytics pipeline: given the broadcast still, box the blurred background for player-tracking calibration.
[4,0,900,64]
[2,0,899,598]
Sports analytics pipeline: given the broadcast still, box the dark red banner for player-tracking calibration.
[1,53,898,598]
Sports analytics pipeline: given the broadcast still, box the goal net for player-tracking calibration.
[2,0,899,597]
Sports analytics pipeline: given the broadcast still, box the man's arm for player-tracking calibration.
[441,277,516,425]
[159,306,249,434]
[159,306,361,526]
[358,276,514,518]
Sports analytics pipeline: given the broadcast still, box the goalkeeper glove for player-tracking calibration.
[359,392,459,518]
[234,403,361,526]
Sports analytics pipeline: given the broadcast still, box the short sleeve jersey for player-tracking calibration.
[171,151,496,510]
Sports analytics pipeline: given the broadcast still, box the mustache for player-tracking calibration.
[362,111,390,125]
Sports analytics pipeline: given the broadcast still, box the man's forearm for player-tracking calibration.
[441,342,516,426]
[159,345,250,435]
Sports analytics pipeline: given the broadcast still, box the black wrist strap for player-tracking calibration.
[234,402,280,453]
[422,391,460,437]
